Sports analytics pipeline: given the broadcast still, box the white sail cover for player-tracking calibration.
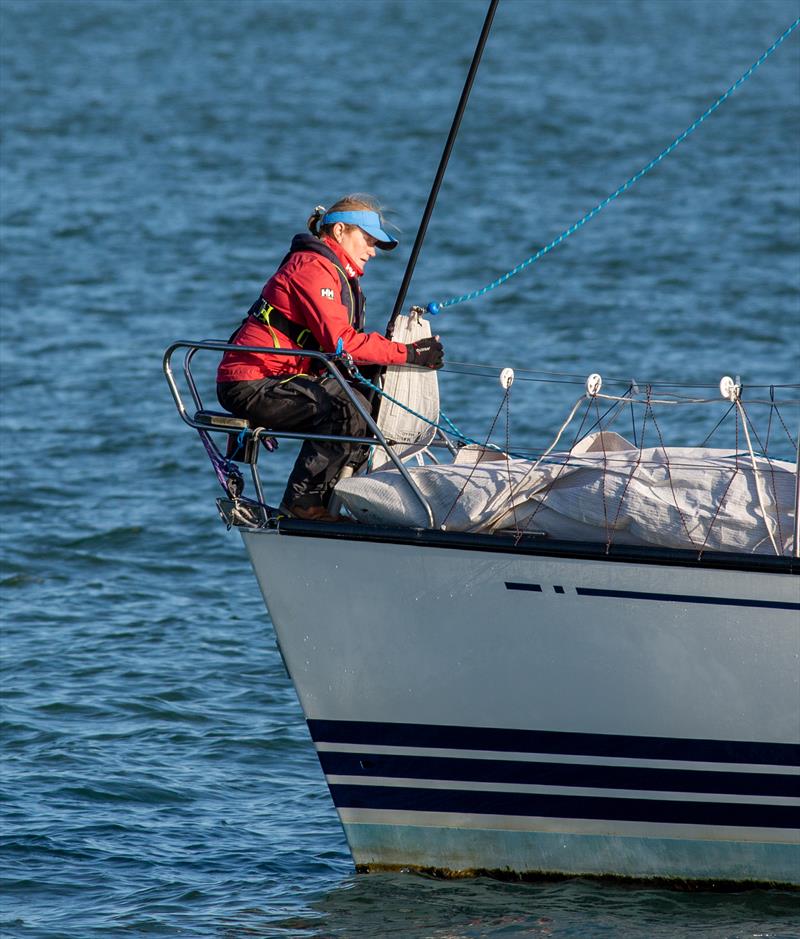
[371,311,439,469]
[335,433,797,555]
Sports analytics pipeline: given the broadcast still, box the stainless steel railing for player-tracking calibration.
[163,340,437,528]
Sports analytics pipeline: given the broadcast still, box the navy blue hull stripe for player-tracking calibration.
[319,752,798,797]
[576,586,800,611]
[329,784,799,829]
[505,582,800,610]
[308,720,799,767]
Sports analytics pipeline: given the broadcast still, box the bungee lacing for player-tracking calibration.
[351,357,797,473]
[425,16,800,316]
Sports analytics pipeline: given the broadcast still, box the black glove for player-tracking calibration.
[406,336,444,369]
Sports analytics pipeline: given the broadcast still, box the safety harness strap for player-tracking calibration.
[245,296,322,350]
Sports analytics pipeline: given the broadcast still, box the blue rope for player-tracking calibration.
[353,365,515,454]
[426,16,800,315]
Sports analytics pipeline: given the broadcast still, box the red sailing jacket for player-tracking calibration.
[217,234,407,382]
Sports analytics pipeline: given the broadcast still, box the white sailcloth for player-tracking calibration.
[335,433,797,556]
[371,310,439,470]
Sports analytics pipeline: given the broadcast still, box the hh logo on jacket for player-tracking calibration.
[320,287,335,300]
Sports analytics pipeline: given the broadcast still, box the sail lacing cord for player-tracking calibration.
[726,383,782,554]
[358,352,793,551]
[646,390,701,551]
[506,384,662,545]
[766,387,798,452]
[697,403,748,558]
[425,16,800,315]
[750,412,787,552]
[591,397,613,546]
[504,383,520,536]
[353,362,792,552]
[512,394,595,543]
[607,396,651,552]
[496,377,791,555]
[440,388,510,528]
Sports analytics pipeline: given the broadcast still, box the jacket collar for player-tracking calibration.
[322,234,363,278]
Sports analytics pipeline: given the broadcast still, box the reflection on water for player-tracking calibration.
[239,871,800,938]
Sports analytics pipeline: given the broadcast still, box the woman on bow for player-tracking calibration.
[217,194,444,522]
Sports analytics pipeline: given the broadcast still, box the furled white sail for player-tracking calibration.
[371,310,439,470]
[335,433,797,555]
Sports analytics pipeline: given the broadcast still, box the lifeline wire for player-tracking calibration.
[426,16,800,314]
[354,363,795,461]
[351,364,517,454]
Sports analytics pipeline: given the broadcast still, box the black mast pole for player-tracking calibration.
[386,0,499,335]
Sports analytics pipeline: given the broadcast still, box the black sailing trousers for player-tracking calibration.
[217,375,370,511]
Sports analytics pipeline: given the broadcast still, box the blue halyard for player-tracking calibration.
[351,363,503,452]
[425,16,800,316]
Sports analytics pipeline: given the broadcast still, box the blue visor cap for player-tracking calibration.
[321,210,398,250]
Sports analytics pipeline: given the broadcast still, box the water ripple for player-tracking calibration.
[2,0,798,936]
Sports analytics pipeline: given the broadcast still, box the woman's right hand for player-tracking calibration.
[406,336,444,369]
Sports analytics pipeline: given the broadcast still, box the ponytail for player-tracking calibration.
[307,204,327,236]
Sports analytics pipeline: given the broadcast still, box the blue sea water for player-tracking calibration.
[1,0,799,936]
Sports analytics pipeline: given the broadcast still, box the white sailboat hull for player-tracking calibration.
[241,523,800,884]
